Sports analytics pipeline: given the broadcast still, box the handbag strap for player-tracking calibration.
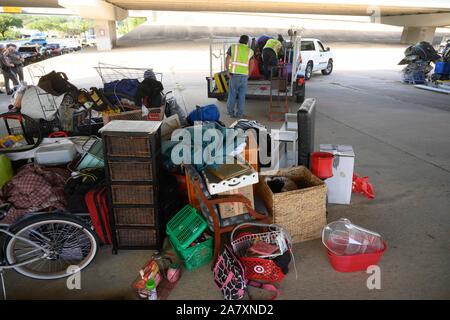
[247,281,280,300]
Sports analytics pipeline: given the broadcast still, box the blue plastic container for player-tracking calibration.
[434,62,450,75]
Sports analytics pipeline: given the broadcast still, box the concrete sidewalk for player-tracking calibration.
[1,40,449,300]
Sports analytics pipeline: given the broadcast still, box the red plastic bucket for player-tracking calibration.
[326,241,387,272]
[310,152,334,179]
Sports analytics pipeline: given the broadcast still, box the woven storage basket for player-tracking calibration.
[256,166,327,243]
[113,207,155,226]
[111,185,154,205]
[105,135,151,157]
[108,161,153,181]
[116,228,157,246]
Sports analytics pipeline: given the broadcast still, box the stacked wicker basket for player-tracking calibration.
[100,120,163,252]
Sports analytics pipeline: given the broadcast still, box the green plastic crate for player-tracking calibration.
[170,237,213,271]
[166,205,207,250]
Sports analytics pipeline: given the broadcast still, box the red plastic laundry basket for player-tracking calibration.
[310,152,334,179]
[327,241,387,272]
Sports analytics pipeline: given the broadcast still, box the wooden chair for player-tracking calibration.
[184,164,270,266]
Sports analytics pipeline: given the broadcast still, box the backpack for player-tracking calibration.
[213,245,247,300]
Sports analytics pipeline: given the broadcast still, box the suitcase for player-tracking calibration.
[85,186,112,244]
[214,71,229,93]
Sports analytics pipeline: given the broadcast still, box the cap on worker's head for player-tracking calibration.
[239,35,249,45]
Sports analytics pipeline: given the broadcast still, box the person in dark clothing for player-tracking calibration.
[0,45,19,95]
[5,43,24,82]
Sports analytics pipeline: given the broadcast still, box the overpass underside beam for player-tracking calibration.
[400,26,437,44]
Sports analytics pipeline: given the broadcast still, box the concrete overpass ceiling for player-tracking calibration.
[108,0,450,16]
[3,0,450,16]
[2,0,61,8]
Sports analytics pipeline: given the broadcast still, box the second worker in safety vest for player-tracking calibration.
[262,38,282,80]
[225,35,254,118]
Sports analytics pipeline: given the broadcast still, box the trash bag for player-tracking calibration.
[165,96,187,126]
[187,104,220,125]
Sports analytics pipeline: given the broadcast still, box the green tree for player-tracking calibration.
[117,17,147,36]
[0,14,23,38]
[25,17,64,32]
[60,18,93,36]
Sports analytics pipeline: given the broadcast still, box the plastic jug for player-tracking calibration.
[322,218,384,255]
[0,155,13,188]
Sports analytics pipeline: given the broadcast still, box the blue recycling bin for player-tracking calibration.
[434,61,450,75]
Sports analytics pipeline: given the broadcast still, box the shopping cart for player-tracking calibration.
[94,62,163,85]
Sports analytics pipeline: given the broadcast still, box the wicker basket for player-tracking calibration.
[114,207,155,226]
[111,185,154,205]
[116,228,157,246]
[108,161,153,181]
[105,135,151,157]
[256,166,327,243]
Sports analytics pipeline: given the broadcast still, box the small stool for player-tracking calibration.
[271,129,297,169]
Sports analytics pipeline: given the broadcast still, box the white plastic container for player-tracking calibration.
[320,144,355,204]
[35,141,77,166]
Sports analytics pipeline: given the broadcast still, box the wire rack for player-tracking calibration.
[27,64,60,121]
[94,62,163,84]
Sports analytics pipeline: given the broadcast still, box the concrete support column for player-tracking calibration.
[94,20,117,51]
[400,26,436,44]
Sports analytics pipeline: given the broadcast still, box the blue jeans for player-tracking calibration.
[227,74,248,117]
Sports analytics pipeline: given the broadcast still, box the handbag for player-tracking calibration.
[213,245,280,300]
[38,71,78,97]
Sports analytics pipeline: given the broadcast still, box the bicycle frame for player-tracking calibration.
[0,227,50,270]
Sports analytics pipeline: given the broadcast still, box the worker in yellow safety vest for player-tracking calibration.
[262,38,282,80]
[225,35,254,118]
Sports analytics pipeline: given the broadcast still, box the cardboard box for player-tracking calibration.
[217,184,255,219]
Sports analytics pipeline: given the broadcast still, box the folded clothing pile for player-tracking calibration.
[1,163,70,224]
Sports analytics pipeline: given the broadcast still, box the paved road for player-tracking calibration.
[1,39,449,299]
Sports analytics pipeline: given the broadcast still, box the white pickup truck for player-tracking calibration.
[299,38,333,80]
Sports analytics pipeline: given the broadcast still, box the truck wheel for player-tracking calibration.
[217,96,227,102]
[305,62,313,80]
[322,59,333,75]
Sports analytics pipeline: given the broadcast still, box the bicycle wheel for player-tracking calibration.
[4,213,98,280]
